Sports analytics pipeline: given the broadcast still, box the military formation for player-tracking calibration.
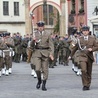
[0,21,98,92]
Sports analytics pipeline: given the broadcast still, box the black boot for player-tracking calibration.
[36,71,42,89]
[36,78,42,89]
[42,80,47,91]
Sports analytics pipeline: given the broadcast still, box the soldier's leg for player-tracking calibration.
[0,58,3,77]
[31,57,42,89]
[2,58,6,75]
[87,60,93,87]
[9,57,12,74]
[41,57,49,91]
[80,61,90,90]
[17,54,21,63]
[30,64,37,78]
[5,55,10,76]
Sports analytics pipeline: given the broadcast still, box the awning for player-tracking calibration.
[88,15,98,23]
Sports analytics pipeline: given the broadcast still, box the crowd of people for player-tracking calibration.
[0,21,98,91]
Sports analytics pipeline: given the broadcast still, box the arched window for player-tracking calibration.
[43,5,54,25]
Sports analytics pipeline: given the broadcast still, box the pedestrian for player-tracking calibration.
[30,21,54,91]
[69,25,98,91]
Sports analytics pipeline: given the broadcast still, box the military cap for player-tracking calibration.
[36,21,45,27]
[3,32,8,37]
[82,25,89,31]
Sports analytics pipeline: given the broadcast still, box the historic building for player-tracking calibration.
[0,0,98,36]
[0,0,68,36]
[0,0,25,35]
[68,0,87,34]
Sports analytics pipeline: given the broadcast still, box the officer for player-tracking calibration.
[69,25,98,91]
[30,21,54,91]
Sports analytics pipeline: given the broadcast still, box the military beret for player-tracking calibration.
[82,25,89,31]
[36,21,45,27]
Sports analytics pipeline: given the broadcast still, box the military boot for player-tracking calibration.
[36,71,42,89]
[42,80,47,91]
[36,77,42,89]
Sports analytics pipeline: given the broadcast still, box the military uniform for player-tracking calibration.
[49,35,59,68]
[14,36,22,63]
[30,21,54,91]
[3,32,14,75]
[70,26,98,90]
[0,34,8,76]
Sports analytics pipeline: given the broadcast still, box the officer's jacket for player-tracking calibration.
[70,35,98,62]
[30,30,54,57]
[3,37,14,56]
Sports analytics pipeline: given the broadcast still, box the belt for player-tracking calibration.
[36,47,49,50]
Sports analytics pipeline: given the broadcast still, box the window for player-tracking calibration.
[14,2,19,16]
[3,1,9,15]
[43,5,53,25]
[79,0,84,13]
[71,0,75,14]
[49,5,53,25]
[72,0,75,10]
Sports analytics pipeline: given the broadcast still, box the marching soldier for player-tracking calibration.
[30,21,54,91]
[0,33,8,77]
[14,32,22,63]
[2,32,14,75]
[69,25,98,91]
[27,39,37,78]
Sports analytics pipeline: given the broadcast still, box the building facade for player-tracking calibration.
[87,0,98,36]
[68,0,87,34]
[0,0,25,35]
[0,0,68,36]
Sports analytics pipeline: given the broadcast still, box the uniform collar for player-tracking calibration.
[84,35,88,40]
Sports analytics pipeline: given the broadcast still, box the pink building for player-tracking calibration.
[68,0,87,34]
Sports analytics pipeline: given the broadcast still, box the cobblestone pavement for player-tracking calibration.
[0,61,98,98]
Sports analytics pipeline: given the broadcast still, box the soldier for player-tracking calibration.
[69,25,98,91]
[2,32,14,75]
[27,38,37,78]
[0,33,8,77]
[14,32,22,63]
[21,34,29,62]
[49,35,59,68]
[30,21,54,91]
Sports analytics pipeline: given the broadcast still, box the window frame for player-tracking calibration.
[3,1,9,16]
[14,2,19,16]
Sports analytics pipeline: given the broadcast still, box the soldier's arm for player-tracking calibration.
[69,44,78,57]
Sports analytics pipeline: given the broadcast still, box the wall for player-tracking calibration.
[0,0,25,36]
